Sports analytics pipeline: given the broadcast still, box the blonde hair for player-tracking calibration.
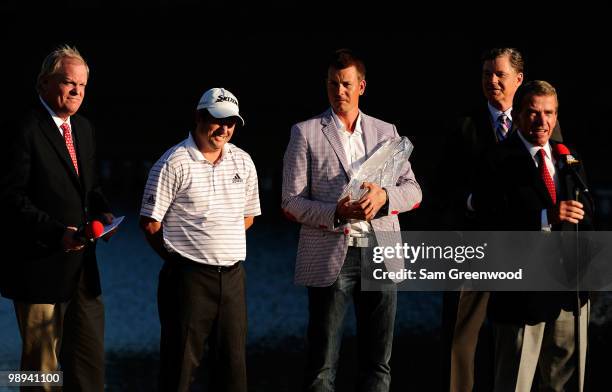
[36,44,89,92]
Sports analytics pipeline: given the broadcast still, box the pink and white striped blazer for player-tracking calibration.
[282,109,422,287]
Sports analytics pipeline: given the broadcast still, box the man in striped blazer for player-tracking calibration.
[282,49,422,392]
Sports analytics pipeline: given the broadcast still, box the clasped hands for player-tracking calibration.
[336,182,388,222]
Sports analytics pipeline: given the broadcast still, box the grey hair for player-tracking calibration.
[36,44,89,92]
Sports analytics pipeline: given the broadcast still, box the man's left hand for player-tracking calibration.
[357,182,388,221]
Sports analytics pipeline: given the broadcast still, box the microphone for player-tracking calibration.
[553,143,589,194]
[74,220,104,243]
[553,143,571,157]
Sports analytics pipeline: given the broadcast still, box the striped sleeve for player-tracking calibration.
[244,157,261,217]
[281,124,336,229]
[140,158,180,222]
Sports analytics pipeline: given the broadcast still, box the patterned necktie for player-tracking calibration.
[538,148,556,204]
[60,122,79,176]
[495,113,510,141]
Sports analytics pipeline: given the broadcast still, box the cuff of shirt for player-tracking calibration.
[541,209,552,231]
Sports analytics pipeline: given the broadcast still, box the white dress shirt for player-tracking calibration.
[39,96,72,136]
[331,109,372,236]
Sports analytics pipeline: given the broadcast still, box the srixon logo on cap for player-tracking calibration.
[215,95,238,105]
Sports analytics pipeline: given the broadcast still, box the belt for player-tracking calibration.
[198,261,242,272]
[347,236,374,248]
[170,254,242,272]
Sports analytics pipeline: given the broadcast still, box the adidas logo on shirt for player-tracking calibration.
[232,173,243,183]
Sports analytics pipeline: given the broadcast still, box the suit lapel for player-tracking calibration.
[550,140,571,202]
[506,114,520,141]
[70,117,88,192]
[321,110,351,176]
[508,133,555,207]
[361,113,378,158]
[36,106,82,187]
[476,106,497,147]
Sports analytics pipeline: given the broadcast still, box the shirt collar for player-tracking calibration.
[39,96,71,129]
[185,132,231,164]
[487,102,513,123]
[331,109,363,135]
[517,129,553,161]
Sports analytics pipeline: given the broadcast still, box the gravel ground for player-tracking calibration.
[1,215,610,391]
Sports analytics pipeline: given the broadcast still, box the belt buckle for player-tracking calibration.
[349,236,371,248]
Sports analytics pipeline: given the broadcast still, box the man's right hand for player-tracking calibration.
[548,200,585,225]
[336,195,367,221]
[139,216,173,262]
[62,226,85,252]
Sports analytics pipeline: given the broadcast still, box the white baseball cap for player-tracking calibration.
[196,87,245,126]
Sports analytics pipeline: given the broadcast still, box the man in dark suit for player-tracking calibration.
[439,47,564,230]
[471,80,592,391]
[439,48,563,392]
[0,45,114,391]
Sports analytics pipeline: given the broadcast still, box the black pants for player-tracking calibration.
[158,256,247,392]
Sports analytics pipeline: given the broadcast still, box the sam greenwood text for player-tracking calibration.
[372,268,523,281]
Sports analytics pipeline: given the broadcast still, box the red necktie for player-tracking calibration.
[538,148,556,204]
[60,122,79,176]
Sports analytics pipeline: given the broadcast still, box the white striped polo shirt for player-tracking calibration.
[140,133,261,265]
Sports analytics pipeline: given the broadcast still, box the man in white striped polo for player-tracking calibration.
[139,87,261,392]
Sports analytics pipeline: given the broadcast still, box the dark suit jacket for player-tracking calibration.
[0,102,110,303]
[471,132,593,325]
[435,104,563,229]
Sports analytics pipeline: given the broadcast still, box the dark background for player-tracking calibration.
[0,10,610,228]
[1,7,611,391]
